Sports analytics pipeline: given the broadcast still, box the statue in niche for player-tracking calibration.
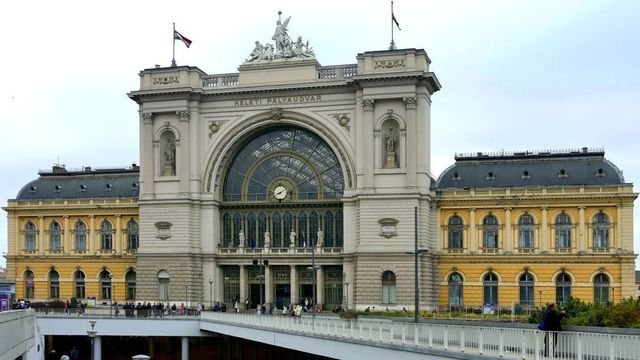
[163,139,176,176]
[316,229,324,248]
[289,230,296,247]
[264,230,271,248]
[238,229,245,247]
[385,127,398,168]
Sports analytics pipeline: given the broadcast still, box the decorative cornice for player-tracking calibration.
[361,99,375,112]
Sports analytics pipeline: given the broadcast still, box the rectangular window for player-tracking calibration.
[519,284,534,305]
[594,229,609,248]
[382,285,396,304]
[556,229,571,248]
[76,283,85,299]
[519,230,533,248]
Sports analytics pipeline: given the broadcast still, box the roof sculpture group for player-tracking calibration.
[245,11,315,63]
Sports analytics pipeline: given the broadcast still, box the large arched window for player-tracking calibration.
[483,272,499,305]
[222,213,232,247]
[593,273,609,304]
[101,221,112,250]
[555,272,572,305]
[519,272,535,306]
[24,270,35,298]
[381,271,396,304]
[127,220,139,250]
[49,221,61,251]
[448,215,463,249]
[24,222,36,251]
[448,272,463,306]
[518,214,534,249]
[75,221,87,252]
[49,270,60,299]
[74,271,85,298]
[100,270,112,299]
[126,270,136,300]
[483,215,499,249]
[555,213,572,248]
[592,212,609,248]
[158,270,170,301]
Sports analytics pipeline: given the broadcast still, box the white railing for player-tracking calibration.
[201,312,640,359]
[317,64,358,80]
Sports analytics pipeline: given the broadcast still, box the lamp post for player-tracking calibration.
[538,289,543,309]
[208,278,213,309]
[344,281,349,310]
[253,253,268,312]
[224,276,229,304]
[405,206,429,323]
[87,320,97,360]
[307,236,319,330]
[107,274,113,318]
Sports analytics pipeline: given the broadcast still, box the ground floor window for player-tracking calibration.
[448,272,463,306]
[381,271,396,304]
[158,270,170,301]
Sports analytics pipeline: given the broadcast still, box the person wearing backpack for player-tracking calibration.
[540,303,566,357]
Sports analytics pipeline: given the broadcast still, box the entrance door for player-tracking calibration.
[274,284,291,309]
[299,284,314,305]
[250,283,264,308]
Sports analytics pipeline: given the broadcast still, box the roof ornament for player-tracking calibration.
[245,11,315,63]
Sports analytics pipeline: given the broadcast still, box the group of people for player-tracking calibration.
[120,302,195,317]
[46,347,78,360]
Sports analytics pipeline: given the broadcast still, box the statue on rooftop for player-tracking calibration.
[244,11,316,63]
[272,12,291,53]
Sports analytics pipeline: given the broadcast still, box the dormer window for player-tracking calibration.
[596,168,606,177]
[452,172,461,181]
[486,171,495,181]
[29,186,38,193]
[79,184,87,192]
[131,182,139,191]
[105,183,113,191]
[54,185,62,192]
[521,170,531,180]
[558,169,568,178]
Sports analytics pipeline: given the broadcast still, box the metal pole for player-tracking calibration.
[345,282,349,310]
[108,274,113,318]
[209,279,213,309]
[414,206,419,323]
[312,237,316,330]
[259,253,264,310]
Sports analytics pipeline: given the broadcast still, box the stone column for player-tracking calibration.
[362,99,375,189]
[578,206,586,252]
[264,265,272,305]
[115,215,122,254]
[316,266,324,308]
[89,215,95,254]
[540,207,548,252]
[504,207,512,253]
[239,265,246,306]
[181,337,189,360]
[177,110,191,195]
[94,335,102,360]
[290,265,297,306]
[63,215,70,253]
[140,112,154,197]
[38,216,45,255]
[469,209,477,253]
[403,97,417,188]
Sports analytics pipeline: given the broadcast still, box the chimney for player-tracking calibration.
[52,165,67,174]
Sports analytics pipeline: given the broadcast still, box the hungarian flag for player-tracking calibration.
[174,30,192,48]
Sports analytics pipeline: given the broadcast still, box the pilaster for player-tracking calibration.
[362,99,375,189]
[469,209,477,253]
[403,97,417,188]
[540,207,548,252]
[265,265,272,305]
[316,266,324,307]
[290,265,297,306]
[239,265,246,304]
[578,206,586,252]
[504,207,512,252]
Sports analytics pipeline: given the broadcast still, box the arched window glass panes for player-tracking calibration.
[158,270,170,301]
[324,211,334,247]
[75,221,87,252]
[297,212,307,247]
[24,270,35,298]
[555,272,572,305]
[555,213,572,248]
[518,214,534,249]
[257,212,267,247]
[222,127,344,201]
[49,270,60,299]
[309,211,319,246]
[519,273,534,306]
[381,271,396,304]
[283,212,293,246]
[50,221,61,251]
[100,271,112,299]
[448,215,463,249]
[247,212,257,248]
[25,222,36,251]
[448,272,463,306]
[233,213,242,247]
[222,214,232,247]
[127,220,139,250]
[126,271,136,300]
[272,212,282,247]
[335,210,343,247]
[483,272,499,305]
[74,271,85,299]
[593,212,609,248]
[593,273,609,304]
[101,221,112,250]
[483,215,498,249]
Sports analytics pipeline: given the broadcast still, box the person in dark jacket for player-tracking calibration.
[542,303,566,356]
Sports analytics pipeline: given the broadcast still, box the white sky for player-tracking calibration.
[1,0,639,268]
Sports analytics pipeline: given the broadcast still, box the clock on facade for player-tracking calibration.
[273,185,287,200]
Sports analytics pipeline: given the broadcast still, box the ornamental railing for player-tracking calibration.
[317,64,358,80]
[202,73,240,87]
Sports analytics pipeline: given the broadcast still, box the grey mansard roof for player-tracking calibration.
[436,148,626,190]
[15,166,140,200]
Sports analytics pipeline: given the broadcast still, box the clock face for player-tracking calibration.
[273,185,287,200]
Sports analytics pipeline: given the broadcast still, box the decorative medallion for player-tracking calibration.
[208,121,221,138]
[333,114,351,131]
[270,107,283,121]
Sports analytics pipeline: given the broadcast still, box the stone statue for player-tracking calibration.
[289,230,296,246]
[246,41,264,62]
[238,229,245,247]
[293,36,313,57]
[272,14,291,52]
[261,43,275,61]
[163,140,176,176]
[264,230,271,248]
[385,127,396,153]
[316,229,324,248]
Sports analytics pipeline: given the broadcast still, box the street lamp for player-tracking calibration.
[208,278,213,310]
[253,253,268,312]
[87,320,97,360]
[224,276,229,304]
[107,274,113,318]
[538,289,543,309]
[405,206,429,323]
[307,236,320,330]
[344,281,350,310]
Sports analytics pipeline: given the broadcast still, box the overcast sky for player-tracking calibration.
[1,0,639,268]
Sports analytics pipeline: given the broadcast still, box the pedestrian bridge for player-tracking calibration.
[2,309,640,360]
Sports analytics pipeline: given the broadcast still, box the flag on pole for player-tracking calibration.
[392,12,401,30]
[174,30,192,48]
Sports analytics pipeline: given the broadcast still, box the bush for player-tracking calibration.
[339,310,359,320]
[528,297,640,328]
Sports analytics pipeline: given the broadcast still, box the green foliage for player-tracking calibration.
[528,297,640,328]
[604,297,640,328]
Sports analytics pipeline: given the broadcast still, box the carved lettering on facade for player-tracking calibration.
[153,76,179,85]
[234,95,322,107]
[374,59,406,69]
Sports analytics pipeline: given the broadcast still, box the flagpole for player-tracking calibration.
[171,22,177,67]
[389,1,396,50]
